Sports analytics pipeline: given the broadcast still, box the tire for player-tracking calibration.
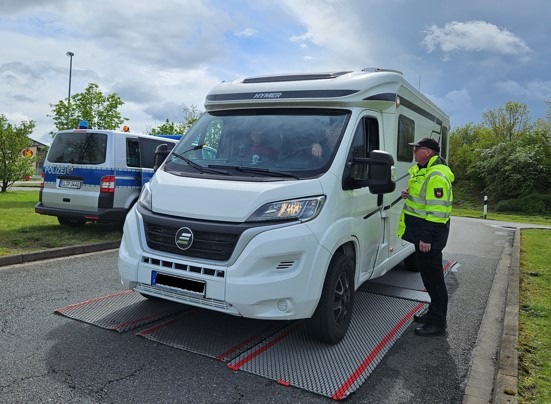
[57,216,86,227]
[308,253,355,344]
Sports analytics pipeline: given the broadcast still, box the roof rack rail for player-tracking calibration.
[243,71,352,84]
[362,67,403,75]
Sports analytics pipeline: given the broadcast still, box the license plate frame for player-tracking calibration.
[59,179,82,189]
[152,271,206,296]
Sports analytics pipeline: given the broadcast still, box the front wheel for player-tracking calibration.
[308,253,355,344]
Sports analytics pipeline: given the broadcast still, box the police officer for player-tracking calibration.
[398,137,454,336]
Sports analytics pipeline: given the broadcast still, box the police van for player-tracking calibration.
[118,68,450,344]
[35,125,178,226]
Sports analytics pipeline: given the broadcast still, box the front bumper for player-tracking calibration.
[118,206,330,320]
[35,202,128,223]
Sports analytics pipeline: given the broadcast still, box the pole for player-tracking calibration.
[66,51,74,125]
[483,195,488,219]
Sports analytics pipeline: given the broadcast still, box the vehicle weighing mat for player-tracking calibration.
[54,290,188,332]
[54,260,457,400]
[137,309,289,362]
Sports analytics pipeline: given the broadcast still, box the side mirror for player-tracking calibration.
[348,150,395,194]
[154,144,170,171]
[366,150,395,194]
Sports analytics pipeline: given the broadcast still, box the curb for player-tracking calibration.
[462,228,519,404]
[0,241,120,267]
[493,229,520,403]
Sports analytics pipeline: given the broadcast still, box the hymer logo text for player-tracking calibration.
[253,92,282,99]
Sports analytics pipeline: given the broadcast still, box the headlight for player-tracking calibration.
[247,196,326,223]
[138,183,152,211]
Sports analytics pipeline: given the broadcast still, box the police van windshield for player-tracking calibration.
[164,108,350,180]
[48,132,107,164]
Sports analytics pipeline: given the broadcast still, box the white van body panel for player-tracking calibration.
[151,169,324,222]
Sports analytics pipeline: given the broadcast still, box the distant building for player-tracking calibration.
[27,139,48,177]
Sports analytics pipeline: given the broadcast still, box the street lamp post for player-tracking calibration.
[66,51,74,125]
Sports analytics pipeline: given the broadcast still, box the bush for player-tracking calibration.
[496,194,551,215]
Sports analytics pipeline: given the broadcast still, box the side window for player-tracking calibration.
[397,115,415,162]
[349,116,380,181]
[126,139,140,167]
[138,138,176,169]
[440,126,448,160]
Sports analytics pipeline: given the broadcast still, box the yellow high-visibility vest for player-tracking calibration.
[398,155,454,238]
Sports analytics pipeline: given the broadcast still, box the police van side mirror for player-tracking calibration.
[154,144,170,171]
[346,150,396,193]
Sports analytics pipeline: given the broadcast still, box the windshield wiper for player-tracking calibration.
[208,165,299,179]
[171,148,231,175]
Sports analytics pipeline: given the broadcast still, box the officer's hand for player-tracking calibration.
[419,240,431,253]
[401,188,409,199]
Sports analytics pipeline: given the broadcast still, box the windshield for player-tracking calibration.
[164,108,350,180]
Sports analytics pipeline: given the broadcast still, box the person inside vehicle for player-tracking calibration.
[249,129,276,163]
[311,121,341,159]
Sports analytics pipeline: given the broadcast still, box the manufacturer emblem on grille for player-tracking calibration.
[175,227,194,250]
[67,166,73,175]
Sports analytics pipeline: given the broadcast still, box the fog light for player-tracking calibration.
[277,300,288,312]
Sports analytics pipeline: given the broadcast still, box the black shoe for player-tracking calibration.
[414,324,446,337]
[413,313,432,324]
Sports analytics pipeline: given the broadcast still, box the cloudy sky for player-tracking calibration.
[2,0,550,145]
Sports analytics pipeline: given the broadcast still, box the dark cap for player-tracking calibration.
[409,137,440,153]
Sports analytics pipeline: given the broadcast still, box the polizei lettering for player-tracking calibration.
[253,92,282,99]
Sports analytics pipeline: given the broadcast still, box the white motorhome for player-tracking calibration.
[118,68,450,344]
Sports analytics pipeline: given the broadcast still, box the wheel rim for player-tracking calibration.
[333,270,351,326]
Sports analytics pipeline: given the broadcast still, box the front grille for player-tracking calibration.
[142,255,225,278]
[144,222,239,261]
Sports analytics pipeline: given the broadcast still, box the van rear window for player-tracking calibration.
[48,132,107,164]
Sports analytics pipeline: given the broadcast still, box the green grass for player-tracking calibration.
[518,229,551,403]
[0,191,122,256]
[452,207,551,226]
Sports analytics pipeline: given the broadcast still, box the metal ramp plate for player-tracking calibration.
[54,290,188,332]
[360,259,456,303]
[228,293,426,400]
[368,259,455,290]
[138,309,288,362]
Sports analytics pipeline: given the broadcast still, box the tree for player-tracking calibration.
[473,137,550,197]
[0,115,36,192]
[482,101,532,143]
[449,123,481,180]
[49,83,128,133]
[149,105,202,135]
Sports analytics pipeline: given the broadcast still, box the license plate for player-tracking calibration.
[59,179,82,189]
[152,271,206,296]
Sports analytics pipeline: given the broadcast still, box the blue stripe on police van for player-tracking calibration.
[43,166,143,187]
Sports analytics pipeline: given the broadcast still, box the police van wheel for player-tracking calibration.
[308,253,355,345]
[57,216,86,227]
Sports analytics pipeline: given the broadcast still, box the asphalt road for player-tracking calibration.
[0,217,515,403]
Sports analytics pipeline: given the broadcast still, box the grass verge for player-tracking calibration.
[518,229,551,403]
[0,191,122,256]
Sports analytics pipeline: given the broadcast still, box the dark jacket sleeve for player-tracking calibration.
[403,214,450,250]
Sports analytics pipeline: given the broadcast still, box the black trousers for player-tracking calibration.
[416,248,448,326]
